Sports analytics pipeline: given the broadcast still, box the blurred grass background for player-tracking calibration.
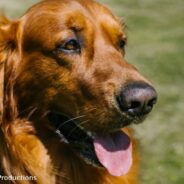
[0,0,183,183]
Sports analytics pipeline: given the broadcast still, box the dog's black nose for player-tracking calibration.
[117,82,157,117]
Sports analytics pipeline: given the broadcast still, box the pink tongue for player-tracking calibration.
[94,131,132,176]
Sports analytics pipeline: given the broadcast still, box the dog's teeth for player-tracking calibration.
[56,130,69,143]
[87,131,94,138]
[78,125,84,130]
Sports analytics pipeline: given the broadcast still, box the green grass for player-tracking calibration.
[1,0,184,183]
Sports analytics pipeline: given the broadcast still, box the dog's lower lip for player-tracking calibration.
[47,112,102,166]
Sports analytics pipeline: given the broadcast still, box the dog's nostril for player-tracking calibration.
[126,101,142,116]
[130,101,141,109]
[143,97,157,114]
[117,82,157,117]
[148,97,157,107]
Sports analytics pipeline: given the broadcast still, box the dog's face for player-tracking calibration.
[12,0,157,176]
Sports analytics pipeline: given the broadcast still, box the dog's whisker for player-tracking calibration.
[67,120,89,139]
[19,106,36,115]
[77,119,90,128]
[85,107,97,113]
[41,110,50,118]
[78,106,97,115]
[56,115,86,130]
[27,107,38,119]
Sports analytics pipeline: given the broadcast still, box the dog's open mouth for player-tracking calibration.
[48,113,132,176]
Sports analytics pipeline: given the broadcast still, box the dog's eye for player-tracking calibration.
[119,39,126,49]
[57,39,81,53]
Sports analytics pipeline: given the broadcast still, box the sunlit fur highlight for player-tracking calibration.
[0,1,154,183]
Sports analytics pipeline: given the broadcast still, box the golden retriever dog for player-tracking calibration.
[0,0,157,183]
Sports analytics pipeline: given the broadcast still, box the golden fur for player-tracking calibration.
[0,0,155,183]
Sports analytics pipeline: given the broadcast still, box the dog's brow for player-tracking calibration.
[65,11,88,29]
[100,19,125,43]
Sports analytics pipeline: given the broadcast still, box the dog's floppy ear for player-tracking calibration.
[0,16,21,123]
[0,16,20,59]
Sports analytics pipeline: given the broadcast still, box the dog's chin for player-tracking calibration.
[47,112,143,176]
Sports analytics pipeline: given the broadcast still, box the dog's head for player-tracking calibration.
[0,0,157,177]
